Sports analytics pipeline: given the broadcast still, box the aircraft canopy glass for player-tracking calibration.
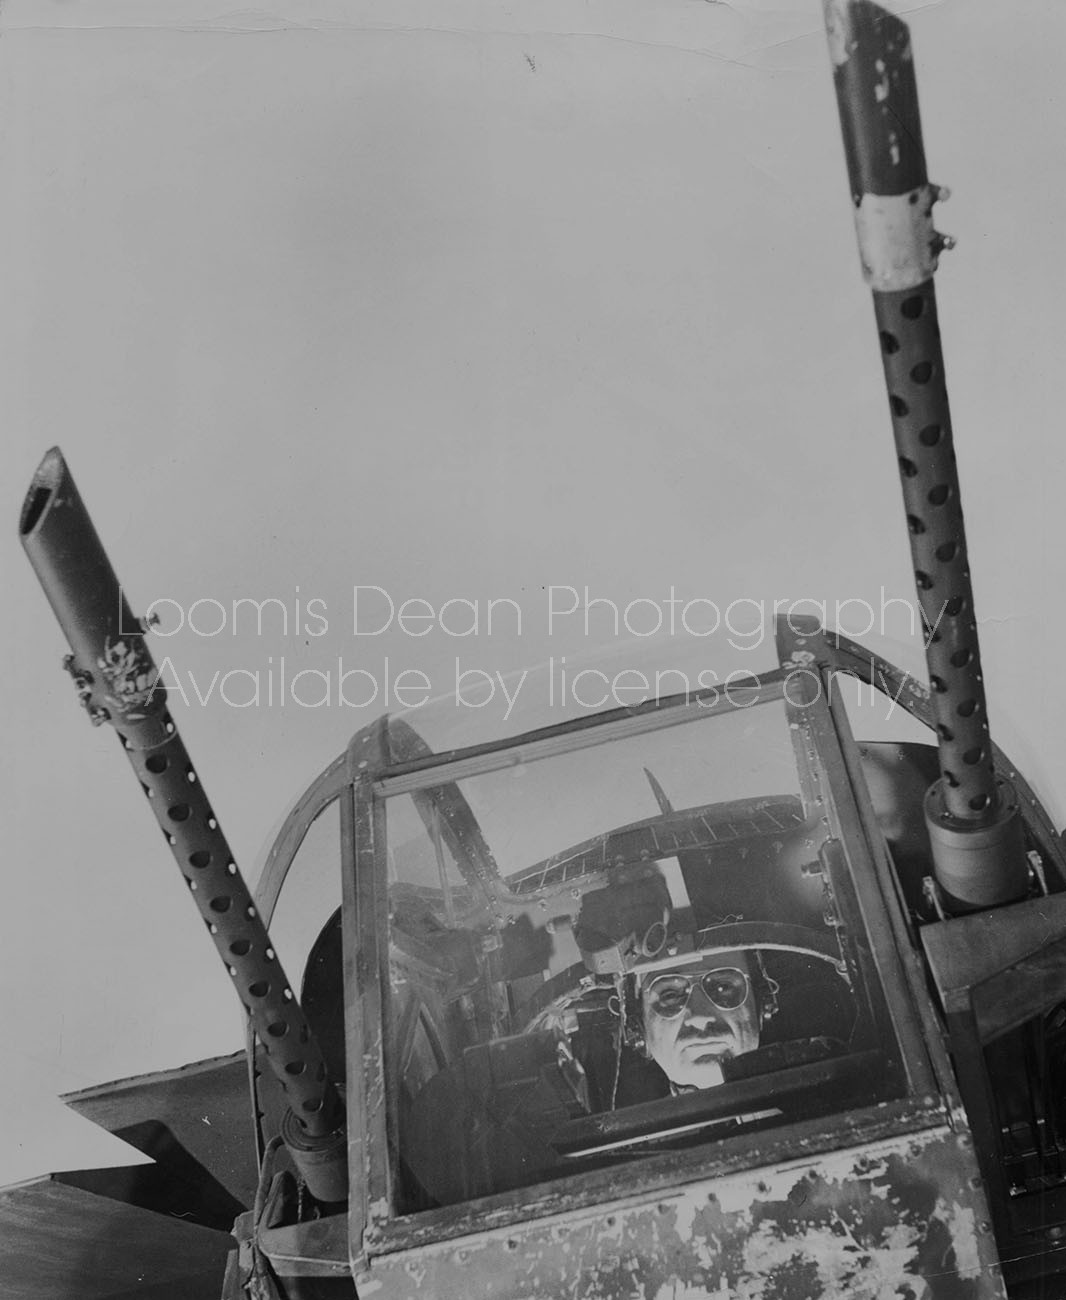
[376,683,907,1211]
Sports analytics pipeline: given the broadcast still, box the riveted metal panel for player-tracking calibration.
[358,1126,1003,1300]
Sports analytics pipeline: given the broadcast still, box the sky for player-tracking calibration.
[3,0,1065,1186]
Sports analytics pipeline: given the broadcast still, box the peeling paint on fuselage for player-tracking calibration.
[359,1125,1005,1299]
[936,1198,981,1282]
[823,0,852,69]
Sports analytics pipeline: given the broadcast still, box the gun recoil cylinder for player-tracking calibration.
[19,447,347,1203]
[823,0,1027,911]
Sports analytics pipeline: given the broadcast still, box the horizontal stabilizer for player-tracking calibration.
[0,1175,231,1300]
[62,1051,256,1210]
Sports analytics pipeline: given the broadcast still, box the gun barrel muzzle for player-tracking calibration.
[21,448,347,1197]
[823,1,1028,909]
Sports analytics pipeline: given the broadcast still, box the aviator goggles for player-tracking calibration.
[644,966,750,1018]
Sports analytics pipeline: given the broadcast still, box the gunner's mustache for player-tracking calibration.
[677,1018,730,1040]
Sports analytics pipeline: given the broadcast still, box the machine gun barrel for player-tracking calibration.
[823,1,1027,909]
[19,448,347,1201]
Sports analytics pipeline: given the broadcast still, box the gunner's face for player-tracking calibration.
[640,949,761,1089]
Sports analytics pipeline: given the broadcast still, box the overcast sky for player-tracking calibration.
[3,0,1065,1184]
